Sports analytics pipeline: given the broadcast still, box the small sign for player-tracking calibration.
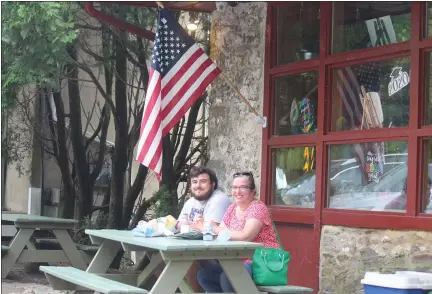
[388,66,410,97]
[365,151,383,183]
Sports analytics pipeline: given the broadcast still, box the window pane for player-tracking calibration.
[332,2,411,54]
[275,2,320,65]
[422,139,432,213]
[328,140,408,211]
[331,56,410,131]
[274,72,318,136]
[425,52,432,124]
[273,147,316,208]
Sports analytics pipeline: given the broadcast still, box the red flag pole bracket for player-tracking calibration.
[83,2,155,41]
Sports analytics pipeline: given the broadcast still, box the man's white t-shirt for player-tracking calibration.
[179,189,231,224]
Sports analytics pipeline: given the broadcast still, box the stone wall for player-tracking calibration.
[320,225,432,293]
[208,2,267,193]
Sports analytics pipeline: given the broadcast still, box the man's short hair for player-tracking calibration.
[188,166,218,190]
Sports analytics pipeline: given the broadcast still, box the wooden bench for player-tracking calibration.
[40,266,147,294]
[258,285,313,294]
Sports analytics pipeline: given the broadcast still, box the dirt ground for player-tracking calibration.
[1,267,66,294]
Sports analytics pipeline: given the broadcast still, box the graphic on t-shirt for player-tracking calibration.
[190,207,204,222]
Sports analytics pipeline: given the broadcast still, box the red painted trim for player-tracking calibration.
[260,3,273,205]
[324,42,411,65]
[406,3,422,217]
[269,206,315,224]
[416,127,432,136]
[420,39,432,49]
[84,2,155,41]
[323,210,432,231]
[270,59,320,77]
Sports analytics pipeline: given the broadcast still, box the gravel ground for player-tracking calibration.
[1,263,139,294]
[1,268,66,294]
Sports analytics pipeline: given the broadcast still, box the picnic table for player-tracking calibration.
[1,213,88,278]
[40,229,313,294]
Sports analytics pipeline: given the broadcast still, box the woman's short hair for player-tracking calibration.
[233,171,256,190]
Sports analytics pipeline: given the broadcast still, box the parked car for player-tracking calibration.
[330,163,432,211]
[276,162,432,212]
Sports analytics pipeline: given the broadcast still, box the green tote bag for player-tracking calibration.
[252,222,291,286]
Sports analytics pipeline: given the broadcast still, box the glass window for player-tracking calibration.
[425,52,432,125]
[274,71,318,136]
[275,2,320,65]
[273,146,316,208]
[332,2,411,54]
[328,140,408,211]
[331,56,411,132]
[422,139,432,213]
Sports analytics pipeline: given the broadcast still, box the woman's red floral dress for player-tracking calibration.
[222,200,280,262]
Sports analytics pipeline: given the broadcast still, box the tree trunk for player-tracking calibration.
[67,44,93,221]
[122,165,148,228]
[51,90,76,219]
[161,135,178,217]
[108,35,129,229]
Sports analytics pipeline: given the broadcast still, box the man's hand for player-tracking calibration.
[190,216,204,232]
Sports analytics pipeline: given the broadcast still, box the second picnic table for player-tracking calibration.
[1,213,88,278]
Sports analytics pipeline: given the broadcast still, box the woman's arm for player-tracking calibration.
[213,221,227,234]
[223,218,263,241]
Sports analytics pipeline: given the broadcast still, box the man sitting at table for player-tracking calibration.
[176,166,231,232]
[176,166,231,291]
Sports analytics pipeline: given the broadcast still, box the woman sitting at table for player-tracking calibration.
[197,172,280,293]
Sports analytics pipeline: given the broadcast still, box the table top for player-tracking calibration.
[85,229,264,252]
[1,213,77,225]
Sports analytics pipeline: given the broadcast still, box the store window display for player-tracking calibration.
[331,56,411,132]
[274,72,318,136]
[273,146,316,207]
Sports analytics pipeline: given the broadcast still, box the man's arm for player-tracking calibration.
[176,200,190,230]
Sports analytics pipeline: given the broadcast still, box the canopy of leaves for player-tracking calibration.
[1,2,79,108]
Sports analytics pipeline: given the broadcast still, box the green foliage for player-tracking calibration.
[1,2,79,108]
[153,185,174,218]
[75,212,109,245]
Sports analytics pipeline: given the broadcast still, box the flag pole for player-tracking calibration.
[220,72,267,128]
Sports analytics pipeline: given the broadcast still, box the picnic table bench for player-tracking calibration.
[40,229,313,294]
[1,213,89,278]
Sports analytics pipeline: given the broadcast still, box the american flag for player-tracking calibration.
[335,66,367,185]
[136,8,221,179]
[335,62,383,184]
[335,67,364,129]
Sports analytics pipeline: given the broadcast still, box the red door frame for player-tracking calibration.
[261,2,432,292]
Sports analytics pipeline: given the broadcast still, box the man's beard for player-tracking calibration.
[191,187,214,201]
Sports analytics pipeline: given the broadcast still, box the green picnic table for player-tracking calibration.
[1,213,87,278]
[40,229,313,294]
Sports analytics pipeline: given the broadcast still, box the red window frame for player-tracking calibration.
[261,2,432,231]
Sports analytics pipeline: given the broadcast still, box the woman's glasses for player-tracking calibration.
[231,186,251,192]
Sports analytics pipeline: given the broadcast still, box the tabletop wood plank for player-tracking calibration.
[1,214,77,224]
[85,229,264,252]
[2,214,77,229]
